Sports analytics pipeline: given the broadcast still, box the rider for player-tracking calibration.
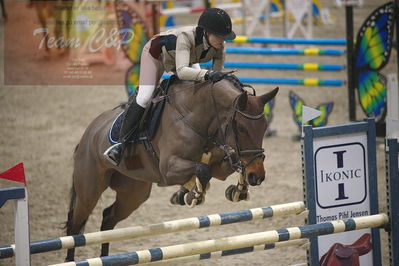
[103,8,236,166]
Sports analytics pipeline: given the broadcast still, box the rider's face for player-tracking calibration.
[207,33,224,49]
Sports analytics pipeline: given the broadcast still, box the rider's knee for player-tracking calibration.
[136,85,156,108]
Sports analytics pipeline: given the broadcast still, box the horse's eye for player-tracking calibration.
[237,125,246,133]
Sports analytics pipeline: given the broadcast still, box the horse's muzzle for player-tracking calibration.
[247,172,265,186]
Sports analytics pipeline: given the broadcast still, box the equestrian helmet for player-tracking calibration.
[198,8,236,40]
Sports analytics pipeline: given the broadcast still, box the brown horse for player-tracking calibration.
[65,75,278,261]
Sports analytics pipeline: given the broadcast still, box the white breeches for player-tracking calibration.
[136,39,164,108]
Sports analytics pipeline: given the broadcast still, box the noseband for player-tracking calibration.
[210,84,265,174]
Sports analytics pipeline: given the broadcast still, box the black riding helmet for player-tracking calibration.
[198,8,236,40]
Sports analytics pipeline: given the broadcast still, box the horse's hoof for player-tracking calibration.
[184,191,204,208]
[225,185,249,202]
[170,188,189,206]
[239,190,250,201]
[225,185,237,202]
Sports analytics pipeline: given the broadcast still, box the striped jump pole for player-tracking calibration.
[228,36,347,46]
[161,74,344,87]
[53,214,388,266]
[237,77,344,86]
[140,239,308,266]
[225,47,346,56]
[0,202,305,259]
[200,61,345,71]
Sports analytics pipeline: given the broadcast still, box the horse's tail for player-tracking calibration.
[63,182,76,231]
[63,144,79,231]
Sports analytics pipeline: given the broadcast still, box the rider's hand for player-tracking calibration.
[205,70,225,83]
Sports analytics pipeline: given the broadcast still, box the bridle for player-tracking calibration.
[209,84,266,174]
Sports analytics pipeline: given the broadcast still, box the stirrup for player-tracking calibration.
[103,143,122,166]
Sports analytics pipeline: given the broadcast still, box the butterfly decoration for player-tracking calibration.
[125,64,141,96]
[160,1,176,28]
[264,98,275,124]
[115,0,150,97]
[289,91,334,128]
[354,2,394,121]
[263,98,277,136]
[270,0,283,14]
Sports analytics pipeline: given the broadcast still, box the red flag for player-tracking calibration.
[0,163,26,186]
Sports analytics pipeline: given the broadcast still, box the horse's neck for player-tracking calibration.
[172,80,239,114]
[170,80,239,135]
[211,81,240,109]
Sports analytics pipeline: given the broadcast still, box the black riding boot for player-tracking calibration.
[103,99,145,165]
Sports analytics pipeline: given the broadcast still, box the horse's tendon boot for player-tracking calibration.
[195,163,212,188]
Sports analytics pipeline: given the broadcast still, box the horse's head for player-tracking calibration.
[170,75,278,186]
[223,86,279,186]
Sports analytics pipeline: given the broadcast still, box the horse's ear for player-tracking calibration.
[260,87,279,104]
[237,92,248,111]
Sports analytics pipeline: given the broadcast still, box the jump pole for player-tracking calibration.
[200,61,345,71]
[235,77,344,86]
[161,74,344,86]
[228,36,346,45]
[225,47,346,56]
[139,239,309,266]
[52,214,388,266]
[0,202,305,259]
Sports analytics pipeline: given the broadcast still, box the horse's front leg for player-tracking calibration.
[184,162,212,207]
[165,156,212,207]
[225,174,250,202]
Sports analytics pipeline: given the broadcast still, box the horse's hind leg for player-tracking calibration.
[100,172,152,257]
[65,161,109,261]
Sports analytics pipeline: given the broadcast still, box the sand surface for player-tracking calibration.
[0,1,396,265]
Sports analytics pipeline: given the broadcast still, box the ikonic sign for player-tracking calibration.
[315,143,367,210]
[312,132,374,265]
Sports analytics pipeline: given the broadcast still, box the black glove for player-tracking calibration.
[205,70,225,83]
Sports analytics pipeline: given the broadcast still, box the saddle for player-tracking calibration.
[319,233,372,266]
[108,75,178,145]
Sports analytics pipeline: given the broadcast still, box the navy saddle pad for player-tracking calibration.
[108,111,124,145]
[108,76,177,144]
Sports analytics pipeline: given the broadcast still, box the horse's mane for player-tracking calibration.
[224,75,252,94]
[219,74,257,97]
[171,74,255,96]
